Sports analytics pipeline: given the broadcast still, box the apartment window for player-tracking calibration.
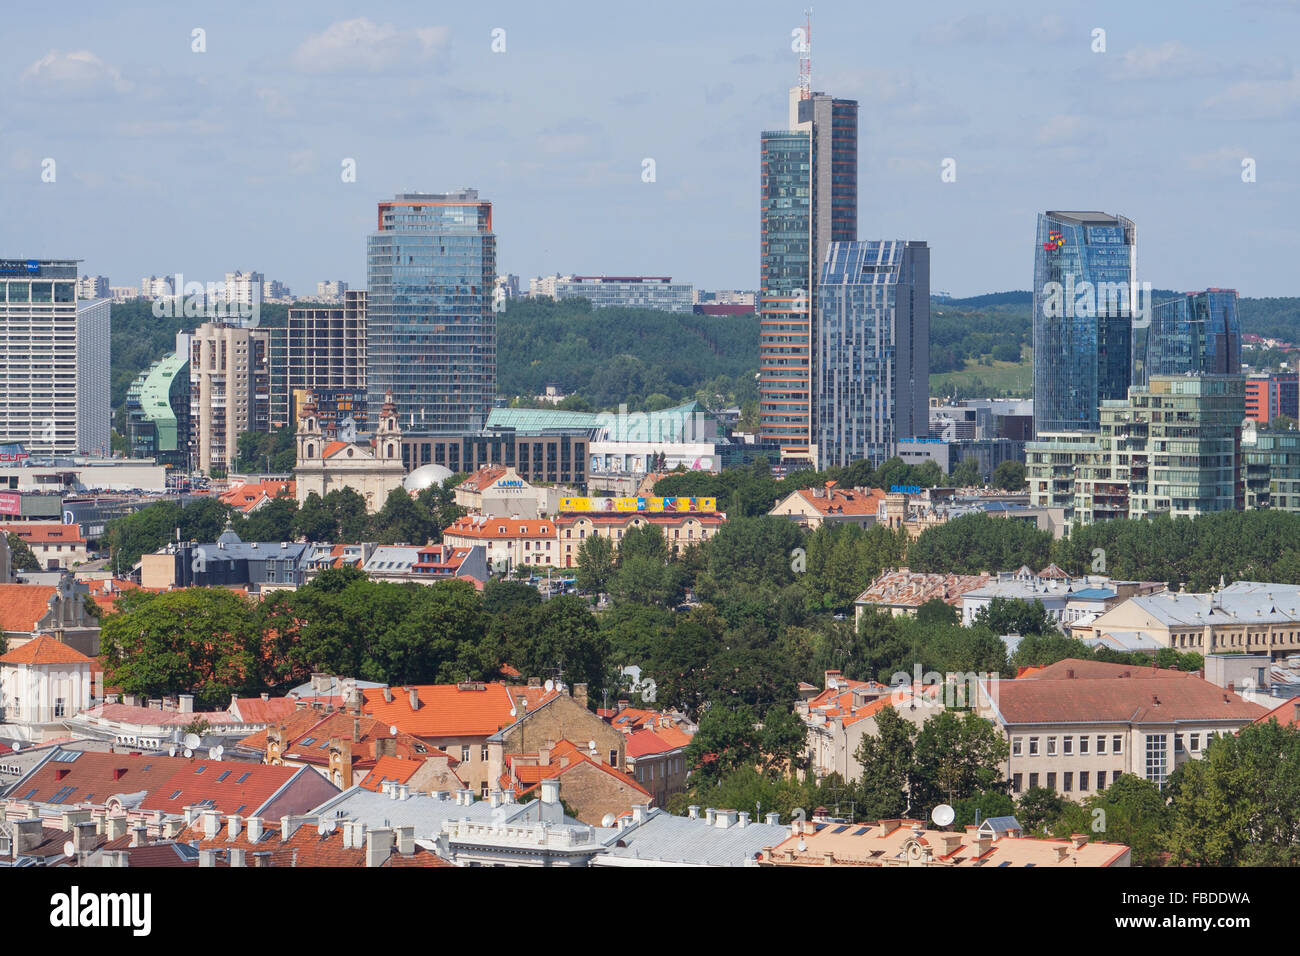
[1079,735,1089,755]
[480,782,489,797]
[1063,772,1073,792]
[480,745,488,761]
[1063,736,1073,755]
[1046,772,1056,790]
[1096,735,1106,754]
[1046,736,1057,757]
[1080,770,1090,791]
[1028,736,1039,756]
[1012,737,1022,756]
[1112,735,1123,754]
[1189,733,1200,752]
[1012,773,1023,793]
[609,749,618,768]
[54,698,66,717]
[1028,773,1039,789]
[462,745,471,762]
[1145,734,1168,785]
[1097,770,1107,790]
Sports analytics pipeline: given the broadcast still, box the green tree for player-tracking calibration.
[6,533,41,571]
[1085,774,1169,866]
[949,456,983,487]
[853,705,917,819]
[685,702,763,785]
[1017,786,1066,833]
[575,533,615,595]
[973,597,1057,636]
[992,460,1027,491]
[912,710,1009,808]
[370,486,436,545]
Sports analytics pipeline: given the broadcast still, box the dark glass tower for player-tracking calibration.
[367,190,496,437]
[1032,211,1137,435]
[759,90,858,460]
[815,240,929,468]
[1143,289,1241,383]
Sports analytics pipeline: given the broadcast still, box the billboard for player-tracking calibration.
[0,492,20,515]
[559,496,716,513]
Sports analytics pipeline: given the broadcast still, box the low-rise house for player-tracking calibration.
[498,738,651,825]
[591,804,788,867]
[187,809,450,867]
[65,697,265,749]
[0,523,88,570]
[976,659,1267,799]
[453,465,561,518]
[360,543,488,586]
[442,515,560,570]
[0,637,96,733]
[218,479,295,514]
[855,569,992,622]
[757,817,1131,867]
[554,510,724,567]
[140,524,311,590]
[769,483,888,530]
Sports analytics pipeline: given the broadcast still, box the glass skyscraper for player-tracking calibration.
[815,241,929,469]
[367,190,496,437]
[759,90,858,461]
[1032,211,1137,435]
[1142,288,1241,383]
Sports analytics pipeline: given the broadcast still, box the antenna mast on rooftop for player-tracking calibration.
[798,7,813,100]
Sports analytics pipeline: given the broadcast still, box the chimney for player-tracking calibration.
[937,832,963,856]
[489,791,502,808]
[395,825,415,855]
[14,819,44,855]
[247,817,263,843]
[540,778,560,806]
[715,810,738,829]
[972,832,993,856]
[105,815,128,841]
[1055,844,1070,862]
[202,810,221,840]
[737,811,750,828]
[396,784,409,801]
[130,825,148,848]
[538,741,553,766]
[163,818,185,840]
[765,812,781,825]
[353,718,361,743]
[705,808,716,826]
[61,809,92,831]
[573,683,588,708]
[252,851,273,867]
[1071,833,1089,849]
[1226,682,1235,694]
[528,677,541,688]
[617,699,630,712]
[408,687,420,710]
[631,804,649,824]
[260,692,270,702]
[227,815,242,840]
[199,848,218,868]
[178,694,194,714]
[229,848,246,868]
[688,805,700,820]
[73,821,98,852]
[365,827,394,867]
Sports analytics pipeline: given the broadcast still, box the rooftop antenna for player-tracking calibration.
[183,732,201,751]
[798,7,813,100]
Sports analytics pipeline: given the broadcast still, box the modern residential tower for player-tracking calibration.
[288,290,368,430]
[367,190,497,438]
[815,240,929,468]
[1142,289,1241,384]
[759,89,858,463]
[1032,211,1138,435]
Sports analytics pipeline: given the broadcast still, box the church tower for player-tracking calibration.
[296,391,323,461]
[376,390,403,462]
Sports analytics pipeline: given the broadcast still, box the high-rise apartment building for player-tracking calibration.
[189,322,275,474]
[1032,211,1138,435]
[815,240,929,468]
[223,271,264,309]
[1142,289,1240,383]
[125,351,191,468]
[316,280,349,301]
[367,190,496,436]
[549,275,693,312]
[1245,372,1299,425]
[76,275,109,299]
[0,259,110,456]
[288,290,367,429]
[759,89,858,462]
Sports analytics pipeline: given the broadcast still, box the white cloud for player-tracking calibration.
[1203,69,1300,119]
[1113,41,1203,81]
[292,18,450,74]
[20,50,133,98]
[1036,114,1089,145]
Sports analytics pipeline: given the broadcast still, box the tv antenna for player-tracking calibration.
[798,7,813,100]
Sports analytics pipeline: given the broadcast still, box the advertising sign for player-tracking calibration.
[559,496,716,513]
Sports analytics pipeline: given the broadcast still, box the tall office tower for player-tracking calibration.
[0,259,110,456]
[288,290,368,429]
[367,189,496,436]
[759,89,858,463]
[1142,289,1241,383]
[125,351,191,468]
[816,241,929,468]
[189,322,274,474]
[1032,211,1137,435]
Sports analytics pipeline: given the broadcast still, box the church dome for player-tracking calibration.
[402,463,454,492]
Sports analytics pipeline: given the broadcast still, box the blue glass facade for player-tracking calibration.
[1143,289,1241,383]
[1032,211,1137,434]
[367,191,496,437]
[816,241,929,468]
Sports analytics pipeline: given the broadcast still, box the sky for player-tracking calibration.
[2,0,1299,298]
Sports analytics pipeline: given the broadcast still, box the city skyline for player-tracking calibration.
[2,1,1297,298]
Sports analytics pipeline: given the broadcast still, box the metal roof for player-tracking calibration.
[595,808,788,866]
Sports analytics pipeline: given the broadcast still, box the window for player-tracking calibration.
[1189,733,1200,752]
[1063,736,1073,755]
[170,789,183,800]
[1046,772,1057,790]
[1063,772,1073,792]
[1079,736,1089,755]
[1012,773,1023,793]
[237,772,252,784]
[54,697,66,717]
[609,749,618,768]
[216,770,231,782]
[1145,734,1168,785]
[1012,737,1022,756]
[1046,736,1057,756]
[1096,735,1106,754]
[1028,773,1038,789]
[462,745,471,762]
[480,782,489,797]
[1096,770,1107,790]
[1080,770,1090,791]
[1112,735,1123,754]
[1028,736,1039,756]
[480,745,488,761]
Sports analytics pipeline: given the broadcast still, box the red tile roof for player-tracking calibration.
[144,760,309,816]
[359,755,438,792]
[444,516,555,540]
[218,480,295,513]
[361,683,558,738]
[0,522,85,544]
[0,584,57,632]
[237,708,430,766]
[624,726,692,758]
[189,818,452,866]
[0,635,94,666]
[989,674,1268,724]
[1254,696,1300,727]
[501,739,651,798]
[12,751,187,807]
[229,696,300,724]
[457,466,508,493]
[792,485,887,517]
[1023,658,1201,681]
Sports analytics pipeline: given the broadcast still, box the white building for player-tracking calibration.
[0,635,95,731]
[76,275,109,299]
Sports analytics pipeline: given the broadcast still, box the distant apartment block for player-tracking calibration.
[288,290,367,429]
[139,275,173,298]
[109,286,138,302]
[0,259,110,456]
[536,275,693,312]
[189,322,275,474]
[223,271,264,308]
[262,278,292,301]
[316,280,349,300]
[75,275,109,299]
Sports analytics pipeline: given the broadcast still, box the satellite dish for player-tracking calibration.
[601,813,616,828]
[10,742,19,752]
[932,804,955,827]
[183,748,193,758]
[63,841,76,858]
[183,733,200,750]
[509,707,516,718]
[317,819,329,836]
[390,725,398,737]
[588,740,596,752]
[797,839,807,853]
[168,745,177,757]
[322,819,337,835]
[543,679,554,692]
[212,745,224,758]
